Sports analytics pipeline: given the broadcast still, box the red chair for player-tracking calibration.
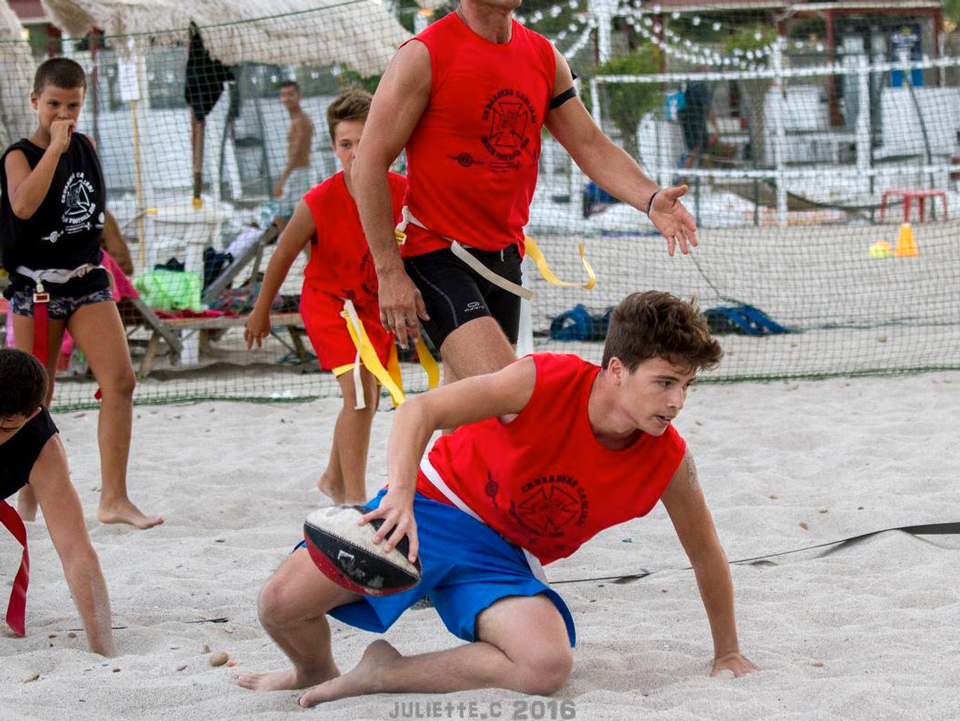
[880,189,949,223]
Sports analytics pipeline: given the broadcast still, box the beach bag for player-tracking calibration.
[550,304,592,341]
[549,305,614,342]
[202,246,233,291]
[133,269,204,312]
[703,305,789,336]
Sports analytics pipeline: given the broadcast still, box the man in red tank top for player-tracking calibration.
[239,292,758,706]
[354,1,700,389]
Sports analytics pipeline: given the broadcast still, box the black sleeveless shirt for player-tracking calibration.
[0,407,58,500]
[0,133,108,298]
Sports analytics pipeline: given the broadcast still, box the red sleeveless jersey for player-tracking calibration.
[417,354,687,565]
[302,171,406,299]
[400,13,556,258]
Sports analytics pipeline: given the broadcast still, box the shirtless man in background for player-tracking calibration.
[274,81,314,230]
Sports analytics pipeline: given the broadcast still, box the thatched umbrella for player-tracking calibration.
[0,3,37,151]
[41,0,412,75]
[40,0,414,204]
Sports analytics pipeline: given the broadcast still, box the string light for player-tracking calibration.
[623,13,754,69]
[562,17,596,58]
[624,6,779,69]
[517,3,578,28]
[520,2,782,67]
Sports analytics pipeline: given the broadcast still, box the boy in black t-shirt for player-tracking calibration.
[0,348,114,653]
[0,58,161,529]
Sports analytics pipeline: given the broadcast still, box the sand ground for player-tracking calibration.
[2,371,960,720]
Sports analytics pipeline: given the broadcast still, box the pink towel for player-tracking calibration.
[101,251,139,302]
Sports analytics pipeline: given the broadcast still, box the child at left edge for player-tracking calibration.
[245,88,407,505]
[0,348,114,653]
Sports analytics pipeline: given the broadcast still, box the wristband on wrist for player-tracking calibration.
[645,189,661,216]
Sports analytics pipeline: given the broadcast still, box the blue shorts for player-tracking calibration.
[303,490,576,646]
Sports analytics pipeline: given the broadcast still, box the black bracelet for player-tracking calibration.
[645,189,661,216]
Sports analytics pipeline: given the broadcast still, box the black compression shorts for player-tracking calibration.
[404,244,523,349]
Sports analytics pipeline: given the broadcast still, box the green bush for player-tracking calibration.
[722,24,779,167]
[722,25,779,60]
[588,44,663,158]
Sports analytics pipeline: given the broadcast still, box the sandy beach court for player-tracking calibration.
[2,371,959,720]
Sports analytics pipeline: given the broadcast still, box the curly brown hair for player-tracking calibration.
[326,88,372,142]
[0,349,47,418]
[601,291,722,373]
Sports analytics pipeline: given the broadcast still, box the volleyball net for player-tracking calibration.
[0,2,958,410]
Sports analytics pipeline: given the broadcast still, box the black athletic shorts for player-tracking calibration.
[404,244,523,349]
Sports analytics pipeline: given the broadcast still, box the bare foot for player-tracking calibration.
[237,663,338,693]
[98,498,164,529]
[317,472,345,505]
[17,487,38,522]
[299,640,401,707]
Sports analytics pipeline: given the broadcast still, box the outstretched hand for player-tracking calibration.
[710,651,760,678]
[648,184,699,256]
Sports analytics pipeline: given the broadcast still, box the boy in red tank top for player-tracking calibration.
[245,90,405,504]
[239,291,758,706]
[354,0,702,392]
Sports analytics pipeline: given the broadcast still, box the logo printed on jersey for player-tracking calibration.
[481,88,538,165]
[60,172,96,232]
[484,473,499,506]
[506,474,589,540]
[464,301,482,313]
[448,152,485,168]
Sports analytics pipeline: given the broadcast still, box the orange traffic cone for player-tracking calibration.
[895,223,918,257]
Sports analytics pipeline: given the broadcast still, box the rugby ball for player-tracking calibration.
[303,505,422,596]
